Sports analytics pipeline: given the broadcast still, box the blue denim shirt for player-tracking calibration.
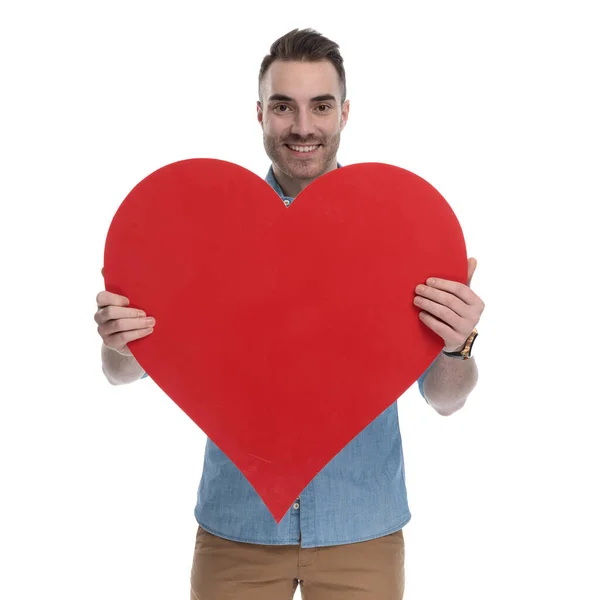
[144,162,434,548]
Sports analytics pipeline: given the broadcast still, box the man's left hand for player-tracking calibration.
[414,257,485,352]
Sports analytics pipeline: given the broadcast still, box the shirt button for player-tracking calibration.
[284,200,290,206]
[293,502,300,510]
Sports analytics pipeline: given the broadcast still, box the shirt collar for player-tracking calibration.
[265,162,343,202]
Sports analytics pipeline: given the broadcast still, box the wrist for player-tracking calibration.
[103,342,133,357]
[442,329,478,360]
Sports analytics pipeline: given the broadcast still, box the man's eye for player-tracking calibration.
[317,104,331,112]
[274,105,290,112]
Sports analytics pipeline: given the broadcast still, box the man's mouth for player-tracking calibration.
[285,144,321,155]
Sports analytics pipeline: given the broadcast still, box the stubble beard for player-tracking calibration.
[263,131,341,181]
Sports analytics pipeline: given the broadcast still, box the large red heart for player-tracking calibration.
[103,159,466,522]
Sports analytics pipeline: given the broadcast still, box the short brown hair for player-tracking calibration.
[258,28,347,105]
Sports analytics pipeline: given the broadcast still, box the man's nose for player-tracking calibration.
[290,108,315,137]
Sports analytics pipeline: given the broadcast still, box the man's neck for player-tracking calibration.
[273,159,338,198]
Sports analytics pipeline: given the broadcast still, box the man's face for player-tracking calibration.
[257,60,349,182]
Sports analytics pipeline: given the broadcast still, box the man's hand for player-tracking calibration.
[414,257,485,352]
[95,269,155,356]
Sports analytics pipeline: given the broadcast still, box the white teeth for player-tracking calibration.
[289,145,319,153]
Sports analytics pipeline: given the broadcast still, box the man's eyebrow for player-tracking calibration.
[310,94,336,103]
[267,94,337,103]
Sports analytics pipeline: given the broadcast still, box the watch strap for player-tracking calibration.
[442,329,478,359]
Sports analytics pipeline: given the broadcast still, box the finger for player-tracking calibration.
[96,290,130,309]
[418,311,467,350]
[415,285,471,319]
[424,277,478,306]
[98,316,155,338]
[466,257,478,287]
[104,327,154,352]
[94,305,147,325]
[414,297,465,332]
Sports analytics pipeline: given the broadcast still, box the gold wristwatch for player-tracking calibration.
[442,329,478,360]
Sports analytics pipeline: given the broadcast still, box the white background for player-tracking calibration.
[1,1,599,598]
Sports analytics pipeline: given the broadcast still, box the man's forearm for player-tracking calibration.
[101,343,145,385]
[422,353,478,416]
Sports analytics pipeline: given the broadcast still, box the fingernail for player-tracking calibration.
[137,311,146,317]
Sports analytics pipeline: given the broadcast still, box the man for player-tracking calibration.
[95,28,485,600]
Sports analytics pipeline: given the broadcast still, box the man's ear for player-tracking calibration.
[257,101,264,126]
[340,99,350,131]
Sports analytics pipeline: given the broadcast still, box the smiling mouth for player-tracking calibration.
[285,144,321,155]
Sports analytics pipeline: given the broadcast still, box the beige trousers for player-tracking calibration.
[190,525,405,599]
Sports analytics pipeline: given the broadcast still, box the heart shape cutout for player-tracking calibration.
[103,159,467,522]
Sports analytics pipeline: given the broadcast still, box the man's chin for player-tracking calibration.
[280,153,327,172]
[287,163,326,179]
[269,148,334,179]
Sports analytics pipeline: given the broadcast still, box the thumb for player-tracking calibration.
[466,257,477,287]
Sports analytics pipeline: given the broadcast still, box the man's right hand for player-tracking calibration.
[95,290,155,357]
